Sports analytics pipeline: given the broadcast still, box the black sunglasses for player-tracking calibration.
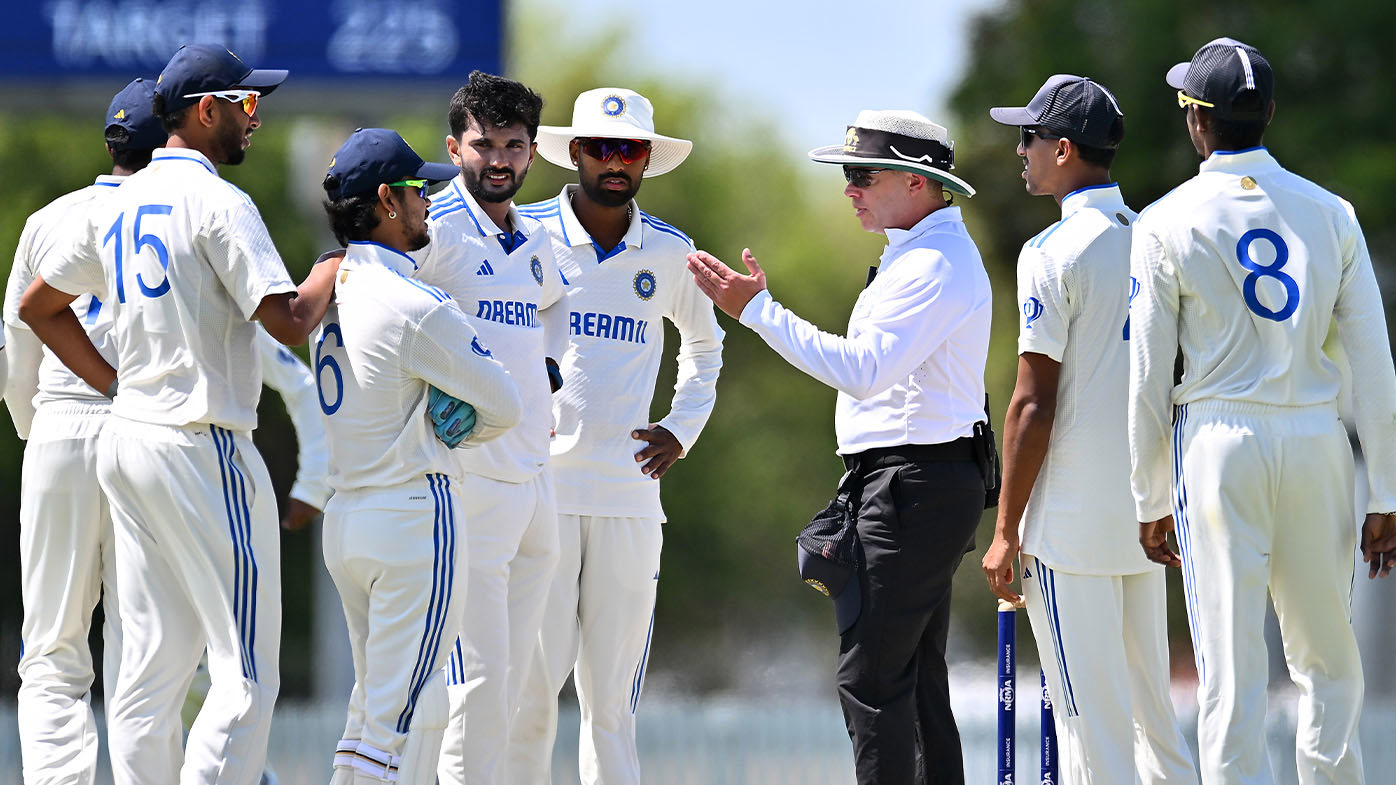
[842,166,889,188]
[1019,126,1064,149]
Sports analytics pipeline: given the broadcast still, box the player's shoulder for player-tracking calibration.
[638,209,695,251]
[425,182,475,227]
[516,195,564,229]
[347,259,453,314]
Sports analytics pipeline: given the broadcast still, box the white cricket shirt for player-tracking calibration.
[255,327,332,508]
[40,148,297,432]
[315,241,522,492]
[1016,184,1153,575]
[739,206,992,454]
[4,176,125,438]
[1130,147,1396,520]
[412,176,569,483]
[518,186,724,519]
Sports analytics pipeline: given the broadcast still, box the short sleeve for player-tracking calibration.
[1016,245,1071,362]
[200,195,295,320]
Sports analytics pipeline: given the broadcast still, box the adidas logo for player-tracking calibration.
[476,260,494,276]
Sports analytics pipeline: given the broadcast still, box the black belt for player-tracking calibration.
[842,437,976,474]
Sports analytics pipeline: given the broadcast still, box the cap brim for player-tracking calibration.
[238,68,288,95]
[1165,62,1190,89]
[808,145,976,197]
[415,162,459,184]
[535,125,693,177]
[833,576,861,635]
[988,106,1037,126]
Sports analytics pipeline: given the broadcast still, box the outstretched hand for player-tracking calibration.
[685,248,767,319]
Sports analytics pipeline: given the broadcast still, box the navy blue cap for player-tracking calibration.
[1167,37,1274,119]
[323,128,458,201]
[797,543,862,635]
[989,74,1125,149]
[155,44,287,113]
[106,78,166,151]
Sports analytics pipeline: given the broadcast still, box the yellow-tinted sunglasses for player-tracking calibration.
[184,89,260,116]
[1176,90,1215,110]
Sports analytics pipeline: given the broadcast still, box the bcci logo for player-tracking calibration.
[633,269,657,301]
[999,681,1015,711]
[530,255,543,285]
[1022,297,1044,329]
[602,95,626,117]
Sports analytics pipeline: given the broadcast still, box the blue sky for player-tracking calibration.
[520,0,1002,153]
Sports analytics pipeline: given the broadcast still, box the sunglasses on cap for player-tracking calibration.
[578,137,652,165]
[388,179,429,199]
[184,89,260,116]
[1019,126,1062,149]
[1176,90,1216,110]
[842,166,888,188]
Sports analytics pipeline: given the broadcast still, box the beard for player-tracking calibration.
[216,118,247,166]
[463,164,526,204]
[579,170,639,208]
[405,222,430,252]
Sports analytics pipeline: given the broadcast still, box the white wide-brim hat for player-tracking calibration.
[536,88,693,178]
[809,109,975,197]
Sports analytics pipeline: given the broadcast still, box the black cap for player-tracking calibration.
[797,496,863,635]
[323,128,458,201]
[1167,37,1273,119]
[154,44,287,114]
[989,74,1125,149]
[105,78,166,151]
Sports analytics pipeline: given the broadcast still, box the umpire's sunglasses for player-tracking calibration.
[388,179,429,199]
[842,166,888,188]
[578,137,652,165]
[184,89,260,116]
[1176,90,1216,110]
[1019,126,1062,149]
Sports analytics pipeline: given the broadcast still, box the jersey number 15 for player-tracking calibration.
[103,205,173,303]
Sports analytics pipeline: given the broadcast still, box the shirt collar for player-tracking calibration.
[884,205,964,253]
[345,240,419,277]
[94,174,126,187]
[448,175,529,239]
[1060,182,1125,219]
[151,147,217,174]
[557,184,644,255]
[1198,146,1279,175]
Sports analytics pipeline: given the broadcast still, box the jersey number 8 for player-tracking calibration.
[1236,229,1298,322]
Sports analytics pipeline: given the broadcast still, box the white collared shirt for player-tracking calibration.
[315,241,522,491]
[519,185,724,519]
[740,206,992,454]
[1130,147,1396,519]
[39,148,297,431]
[4,175,127,437]
[1015,184,1152,574]
[412,176,569,483]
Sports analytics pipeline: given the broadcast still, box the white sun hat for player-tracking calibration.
[536,88,693,177]
[809,109,975,197]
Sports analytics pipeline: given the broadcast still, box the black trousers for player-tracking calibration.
[836,446,984,785]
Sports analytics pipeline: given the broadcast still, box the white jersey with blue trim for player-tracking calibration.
[518,185,724,519]
[1016,183,1151,575]
[412,176,568,483]
[254,326,333,509]
[314,241,522,492]
[1129,146,1396,520]
[3,176,125,438]
[38,148,297,432]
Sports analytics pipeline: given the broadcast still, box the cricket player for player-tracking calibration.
[980,75,1197,784]
[314,127,522,785]
[19,44,337,785]
[511,88,724,784]
[1131,37,1396,785]
[3,77,163,785]
[411,71,568,785]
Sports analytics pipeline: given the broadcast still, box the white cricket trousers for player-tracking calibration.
[1173,400,1364,785]
[511,514,664,785]
[1021,557,1198,785]
[322,474,465,785]
[18,403,120,785]
[96,417,281,785]
[438,469,560,785]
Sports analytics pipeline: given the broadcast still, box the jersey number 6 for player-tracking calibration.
[1236,229,1298,322]
[315,323,345,415]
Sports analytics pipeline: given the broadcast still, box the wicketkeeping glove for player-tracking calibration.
[427,385,477,448]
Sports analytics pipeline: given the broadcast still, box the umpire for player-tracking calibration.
[687,110,992,785]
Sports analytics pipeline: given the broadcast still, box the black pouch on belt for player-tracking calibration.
[974,395,1002,509]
